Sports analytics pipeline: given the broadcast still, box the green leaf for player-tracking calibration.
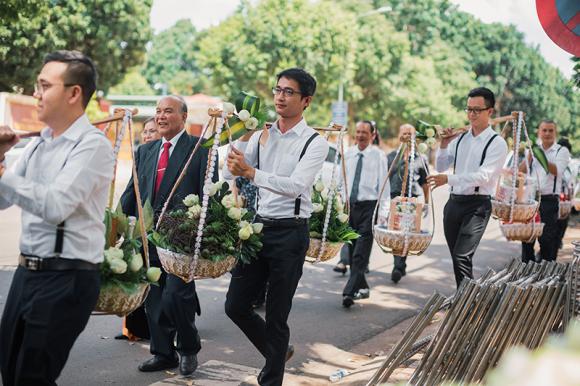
[531,144,550,173]
[134,200,154,239]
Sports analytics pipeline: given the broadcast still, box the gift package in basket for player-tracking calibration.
[149,95,265,283]
[493,111,545,242]
[306,123,359,263]
[373,129,434,257]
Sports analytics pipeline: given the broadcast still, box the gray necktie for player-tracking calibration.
[350,153,363,203]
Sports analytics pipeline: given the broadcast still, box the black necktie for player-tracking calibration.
[350,153,363,204]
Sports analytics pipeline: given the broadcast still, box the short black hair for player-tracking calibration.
[540,119,557,129]
[467,87,495,109]
[362,120,376,134]
[43,50,97,108]
[276,68,317,97]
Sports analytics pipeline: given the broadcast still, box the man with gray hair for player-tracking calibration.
[121,95,216,376]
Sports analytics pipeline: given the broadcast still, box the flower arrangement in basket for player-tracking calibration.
[95,205,161,316]
[307,179,359,263]
[93,108,160,317]
[493,111,544,242]
[150,94,267,282]
[373,130,434,257]
[150,181,263,280]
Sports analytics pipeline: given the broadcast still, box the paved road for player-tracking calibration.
[0,186,520,386]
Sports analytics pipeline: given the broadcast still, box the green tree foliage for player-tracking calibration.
[0,0,152,93]
[143,19,207,95]
[109,68,155,96]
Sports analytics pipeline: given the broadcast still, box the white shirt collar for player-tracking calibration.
[40,114,91,143]
[271,118,308,137]
[161,129,186,148]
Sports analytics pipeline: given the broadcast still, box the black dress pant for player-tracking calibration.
[0,267,100,386]
[225,222,309,386]
[145,259,201,359]
[343,201,376,297]
[522,196,559,263]
[443,195,492,288]
[124,304,150,340]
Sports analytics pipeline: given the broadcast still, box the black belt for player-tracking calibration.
[19,254,100,271]
[350,200,377,207]
[449,194,491,202]
[254,216,307,228]
[541,194,559,200]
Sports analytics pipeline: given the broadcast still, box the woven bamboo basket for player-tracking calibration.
[374,226,432,255]
[491,200,538,222]
[305,238,344,263]
[574,199,580,212]
[559,201,572,220]
[157,247,237,282]
[500,222,544,242]
[94,283,149,317]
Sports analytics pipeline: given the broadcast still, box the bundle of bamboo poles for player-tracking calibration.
[368,255,579,386]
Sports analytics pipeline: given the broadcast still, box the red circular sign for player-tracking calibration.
[536,0,580,56]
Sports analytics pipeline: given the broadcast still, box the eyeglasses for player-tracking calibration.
[34,81,76,96]
[464,107,490,115]
[272,87,302,97]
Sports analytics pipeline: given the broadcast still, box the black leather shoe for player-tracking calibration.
[179,354,198,376]
[114,333,128,340]
[353,288,370,300]
[286,344,295,362]
[333,263,347,275]
[342,295,354,308]
[391,268,403,284]
[138,355,178,372]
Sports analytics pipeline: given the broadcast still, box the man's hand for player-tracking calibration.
[439,127,454,149]
[427,174,448,189]
[0,125,19,162]
[227,146,255,179]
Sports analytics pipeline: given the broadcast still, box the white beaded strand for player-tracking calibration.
[402,132,417,256]
[192,117,222,268]
[317,124,346,262]
[509,112,523,223]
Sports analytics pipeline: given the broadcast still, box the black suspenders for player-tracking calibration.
[452,132,498,194]
[552,145,562,194]
[256,132,319,217]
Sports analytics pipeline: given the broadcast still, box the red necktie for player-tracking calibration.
[155,142,172,195]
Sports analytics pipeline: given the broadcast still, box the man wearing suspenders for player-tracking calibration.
[521,120,570,262]
[428,87,508,288]
[0,51,113,385]
[223,68,328,386]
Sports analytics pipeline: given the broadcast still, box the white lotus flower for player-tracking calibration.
[425,137,437,147]
[314,180,325,192]
[221,194,235,208]
[205,183,219,196]
[228,207,242,220]
[183,194,199,207]
[238,109,251,121]
[425,128,435,138]
[313,203,324,213]
[321,189,328,200]
[418,142,429,154]
[109,258,127,274]
[334,199,344,213]
[244,116,259,130]
[104,247,124,263]
[337,213,349,223]
[252,223,264,234]
[223,102,236,115]
[187,205,202,219]
[146,267,162,282]
[238,226,252,240]
[129,253,143,272]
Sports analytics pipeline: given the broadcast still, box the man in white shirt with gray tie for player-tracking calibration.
[0,51,113,386]
[224,68,328,386]
[520,120,570,262]
[341,120,389,308]
[428,87,508,288]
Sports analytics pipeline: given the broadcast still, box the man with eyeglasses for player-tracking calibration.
[0,50,113,385]
[427,87,507,288]
[223,68,328,386]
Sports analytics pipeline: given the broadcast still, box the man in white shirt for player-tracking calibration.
[428,87,508,288]
[521,120,570,262]
[0,51,114,386]
[224,68,328,386]
[341,120,389,307]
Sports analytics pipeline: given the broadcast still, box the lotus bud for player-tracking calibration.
[227,207,242,220]
[252,223,264,234]
[110,259,127,274]
[187,205,202,219]
[425,137,437,147]
[314,180,325,192]
[417,142,429,154]
[313,203,324,213]
[183,194,199,207]
[129,253,143,272]
[425,128,435,138]
[223,102,236,115]
[238,109,251,121]
[337,213,349,223]
[146,267,162,282]
[245,117,259,130]
[238,226,252,240]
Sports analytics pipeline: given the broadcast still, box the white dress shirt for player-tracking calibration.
[435,126,508,195]
[342,144,390,202]
[533,142,571,195]
[0,114,114,263]
[157,128,185,160]
[223,118,328,219]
